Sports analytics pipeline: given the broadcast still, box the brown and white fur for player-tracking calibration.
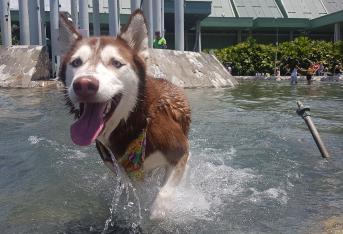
[58,11,191,219]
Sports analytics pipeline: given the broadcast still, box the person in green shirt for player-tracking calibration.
[153,31,167,49]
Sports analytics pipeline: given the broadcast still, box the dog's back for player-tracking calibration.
[145,77,191,162]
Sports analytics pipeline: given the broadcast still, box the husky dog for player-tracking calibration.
[58,10,191,218]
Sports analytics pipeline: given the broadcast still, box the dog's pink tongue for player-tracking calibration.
[70,103,106,146]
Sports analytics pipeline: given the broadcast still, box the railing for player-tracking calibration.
[0,0,187,77]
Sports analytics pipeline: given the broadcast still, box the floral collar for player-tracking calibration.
[118,128,147,181]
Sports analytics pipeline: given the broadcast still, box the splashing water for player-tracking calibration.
[97,145,258,233]
[102,147,143,233]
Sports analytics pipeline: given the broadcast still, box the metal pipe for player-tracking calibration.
[0,0,12,46]
[296,101,330,159]
[29,0,42,45]
[274,27,279,76]
[143,0,153,48]
[198,21,201,52]
[334,23,341,42]
[175,0,184,51]
[193,20,201,52]
[92,0,100,36]
[289,30,294,41]
[153,0,161,34]
[117,0,121,31]
[71,0,78,28]
[79,0,89,37]
[130,0,140,13]
[108,0,119,36]
[19,0,30,45]
[161,0,164,37]
[237,30,242,43]
[40,0,46,45]
[49,0,59,76]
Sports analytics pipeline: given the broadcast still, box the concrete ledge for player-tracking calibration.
[235,75,343,82]
[21,80,64,88]
[0,46,51,88]
[148,49,237,88]
[0,47,237,89]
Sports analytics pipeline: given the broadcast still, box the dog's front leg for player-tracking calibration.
[150,153,189,220]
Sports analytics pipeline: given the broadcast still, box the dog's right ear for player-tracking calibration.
[120,10,149,61]
[58,13,82,55]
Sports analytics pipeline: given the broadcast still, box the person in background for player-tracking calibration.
[286,57,299,84]
[153,31,167,49]
[317,62,324,76]
[303,61,320,85]
[334,63,342,76]
[225,63,232,74]
[290,64,299,84]
[323,67,329,77]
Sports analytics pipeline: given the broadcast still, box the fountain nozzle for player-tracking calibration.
[296,101,330,159]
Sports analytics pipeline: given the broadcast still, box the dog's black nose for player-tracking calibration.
[73,77,99,98]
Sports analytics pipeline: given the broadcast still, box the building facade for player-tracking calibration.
[3,0,343,50]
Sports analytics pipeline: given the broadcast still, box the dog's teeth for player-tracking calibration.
[104,102,111,116]
[107,102,111,114]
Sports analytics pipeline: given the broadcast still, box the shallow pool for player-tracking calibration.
[0,81,342,233]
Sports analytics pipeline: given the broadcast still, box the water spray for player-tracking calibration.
[296,101,330,159]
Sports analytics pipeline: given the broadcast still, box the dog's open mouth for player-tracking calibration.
[70,94,122,146]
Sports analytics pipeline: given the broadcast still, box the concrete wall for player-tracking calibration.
[0,46,236,89]
[148,48,237,88]
[0,46,51,88]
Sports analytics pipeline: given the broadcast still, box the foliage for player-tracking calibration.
[214,37,343,76]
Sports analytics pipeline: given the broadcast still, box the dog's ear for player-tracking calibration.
[120,10,149,61]
[57,13,82,55]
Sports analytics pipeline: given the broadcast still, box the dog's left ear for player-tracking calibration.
[120,10,149,61]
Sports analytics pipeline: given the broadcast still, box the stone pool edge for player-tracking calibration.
[235,75,343,82]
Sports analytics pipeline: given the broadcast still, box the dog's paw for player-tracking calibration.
[149,204,167,220]
[149,191,171,220]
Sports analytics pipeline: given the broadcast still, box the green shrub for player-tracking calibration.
[214,37,343,76]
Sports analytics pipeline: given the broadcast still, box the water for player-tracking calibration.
[0,81,342,233]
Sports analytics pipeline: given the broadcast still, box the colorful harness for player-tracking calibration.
[118,128,147,181]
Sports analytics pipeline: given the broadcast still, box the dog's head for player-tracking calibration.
[58,10,148,146]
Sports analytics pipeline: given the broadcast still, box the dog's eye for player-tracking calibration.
[70,58,83,68]
[111,58,124,68]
